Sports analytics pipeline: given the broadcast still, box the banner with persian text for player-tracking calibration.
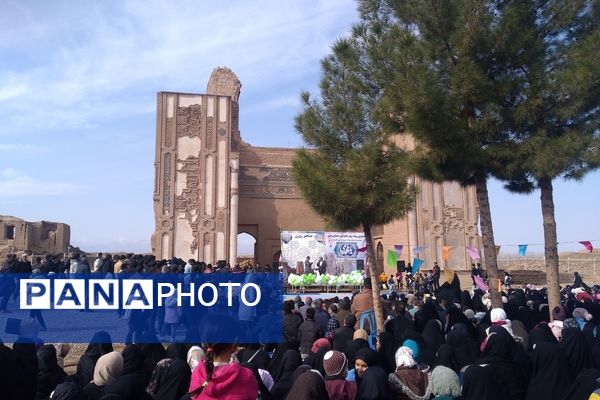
[280,231,366,274]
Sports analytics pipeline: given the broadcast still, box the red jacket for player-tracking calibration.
[189,361,258,400]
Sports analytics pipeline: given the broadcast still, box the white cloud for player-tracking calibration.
[0,0,356,134]
[0,170,84,198]
[244,95,301,114]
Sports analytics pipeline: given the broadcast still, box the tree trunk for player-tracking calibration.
[474,175,502,308]
[539,177,560,320]
[363,223,385,334]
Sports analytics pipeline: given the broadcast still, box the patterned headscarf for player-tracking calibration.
[395,346,417,368]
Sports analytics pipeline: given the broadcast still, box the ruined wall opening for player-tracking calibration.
[237,232,256,266]
[5,225,15,240]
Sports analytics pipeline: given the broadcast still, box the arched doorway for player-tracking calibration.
[376,242,384,274]
[237,232,257,266]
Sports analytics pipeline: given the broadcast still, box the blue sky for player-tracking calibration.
[0,0,598,255]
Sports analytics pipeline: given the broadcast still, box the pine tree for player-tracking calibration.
[358,0,543,307]
[501,0,600,315]
[293,36,417,334]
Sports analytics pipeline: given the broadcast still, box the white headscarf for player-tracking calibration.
[93,351,123,386]
[186,346,205,371]
[395,346,417,368]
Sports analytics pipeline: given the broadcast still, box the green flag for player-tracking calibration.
[386,250,397,270]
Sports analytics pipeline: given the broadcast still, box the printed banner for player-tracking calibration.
[466,246,481,261]
[0,273,283,344]
[325,232,367,273]
[518,244,528,257]
[280,231,366,274]
[280,231,327,272]
[579,241,594,253]
[394,244,404,257]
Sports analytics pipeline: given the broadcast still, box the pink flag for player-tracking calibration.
[466,246,480,261]
[579,241,594,253]
[474,275,488,291]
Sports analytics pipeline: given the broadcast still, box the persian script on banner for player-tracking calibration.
[280,231,366,274]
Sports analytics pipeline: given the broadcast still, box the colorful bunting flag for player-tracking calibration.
[466,246,481,261]
[357,246,367,253]
[412,258,424,273]
[579,241,594,253]
[474,275,488,291]
[412,246,427,254]
[442,246,452,262]
[387,250,397,269]
[394,244,404,257]
[518,244,528,257]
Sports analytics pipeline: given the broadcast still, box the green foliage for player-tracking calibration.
[293,34,417,230]
[358,0,543,185]
[503,0,600,187]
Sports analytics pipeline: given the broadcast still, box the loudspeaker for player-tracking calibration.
[356,259,364,271]
[397,260,406,273]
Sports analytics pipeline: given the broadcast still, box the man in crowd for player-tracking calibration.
[432,261,441,291]
[298,307,322,359]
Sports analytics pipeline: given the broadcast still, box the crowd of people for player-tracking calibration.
[1,251,600,399]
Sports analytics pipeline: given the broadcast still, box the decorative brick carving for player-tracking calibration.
[239,183,299,199]
[165,118,173,147]
[231,102,240,152]
[176,105,202,138]
[162,153,172,214]
[218,128,226,137]
[263,168,292,182]
[206,67,242,102]
[443,206,465,233]
[175,156,202,253]
[206,117,214,149]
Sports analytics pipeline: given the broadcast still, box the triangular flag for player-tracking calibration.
[466,246,481,261]
[386,250,398,269]
[412,258,424,273]
[412,246,427,254]
[579,241,593,253]
[474,275,488,291]
[358,246,367,253]
[495,245,501,256]
[518,244,528,257]
[394,244,404,257]
[442,246,452,262]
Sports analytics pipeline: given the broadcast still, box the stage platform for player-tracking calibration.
[284,292,354,301]
[285,285,363,294]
